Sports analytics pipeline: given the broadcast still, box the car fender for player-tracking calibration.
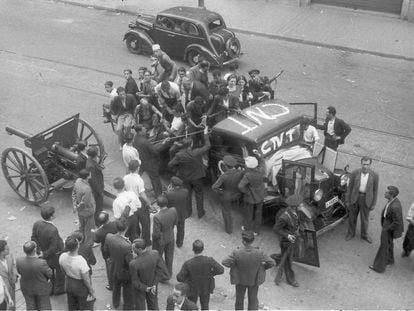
[184,44,220,66]
[123,30,154,47]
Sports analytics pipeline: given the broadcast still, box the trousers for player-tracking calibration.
[235,284,259,310]
[112,277,133,310]
[139,164,163,197]
[348,193,370,238]
[188,294,210,310]
[280,241,296,284]
[243,202,263,233]
[176,220,185,247]
[137,207,151,246]
[372,229,394,272]
[153,240,174,277]
[133,288,159,311]
[22,293,52,311]
[65,276,93,311]
[78,214,96,246]
[184,178,205,217]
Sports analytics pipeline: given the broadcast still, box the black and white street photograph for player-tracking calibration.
[1,0,414,309]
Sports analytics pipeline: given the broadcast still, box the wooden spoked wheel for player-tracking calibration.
[1,147,49,204]
[77,118,106,165]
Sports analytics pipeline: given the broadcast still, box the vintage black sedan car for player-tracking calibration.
[124,6,241,67]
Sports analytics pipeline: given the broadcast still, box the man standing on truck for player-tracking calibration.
[152,44,177,83]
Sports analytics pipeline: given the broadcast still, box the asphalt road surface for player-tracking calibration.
[1,0,414,309]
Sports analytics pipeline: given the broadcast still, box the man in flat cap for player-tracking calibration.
[315,106,351,151]
[272,194,303,287]
[369,186,403,273]
[212,155,244,234]
[222,231,274,310]
[165,176,189,247]
[238,151,266,235]
[152,44,177,83]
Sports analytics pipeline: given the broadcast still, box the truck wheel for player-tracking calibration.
[226,37,241,59]
[126,35,142,54]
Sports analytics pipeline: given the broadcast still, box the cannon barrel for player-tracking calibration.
[51,144,79,162]
[5,126,33,139]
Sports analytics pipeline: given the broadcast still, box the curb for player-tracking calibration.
[55,0,414,62]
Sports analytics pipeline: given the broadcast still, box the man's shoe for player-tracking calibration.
[362,236,372,244]
[198,211,206,219]
[288,281,299,287]
[369,265,382,273]
[401,251,409,257]
[345,234,355,241]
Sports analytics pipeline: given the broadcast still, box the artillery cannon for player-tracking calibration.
[1,114,106,205]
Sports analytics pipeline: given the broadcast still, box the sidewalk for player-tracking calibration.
[56,0,414,61]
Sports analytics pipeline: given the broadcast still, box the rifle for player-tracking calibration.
[268,70,284,85]
[274,243,293,285]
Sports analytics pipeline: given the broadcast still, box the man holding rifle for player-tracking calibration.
[272,194,302,287]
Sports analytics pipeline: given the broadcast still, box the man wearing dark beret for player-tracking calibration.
[369,186,404,273]
[212,155,244,234]
[272,194,302,287]
[222,231,274,310]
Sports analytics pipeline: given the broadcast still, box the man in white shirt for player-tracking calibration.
[124,160,152,246]
[122,132,141,170]
[112,177,141,242]
[345,157,379,243]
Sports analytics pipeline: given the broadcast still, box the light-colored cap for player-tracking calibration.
[152,44,161,51]
[244,156,258,169]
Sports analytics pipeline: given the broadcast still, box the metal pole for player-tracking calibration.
[198,0,205,8]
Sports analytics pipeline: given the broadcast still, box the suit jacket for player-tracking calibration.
[222,245,274,286]
[183,81,209,105]
[72,178,96,217]
[16,256,52,296]
[381,198,404,239]
[273,209,300,243]
[166,296,199,311]
[133,134,160,167]
[168,136,210,181]
[176,255,224,297]
[317,117,351,145]
[31,220,64,267]
[129,250,169,293]
[94,221,118,259]
[238,159,266,204]
[347,169,379,208]
[104,234,133,280]
[212,168,244,202]
[165,188,189,221]
[86,158,104,194]
[152,208,178,246]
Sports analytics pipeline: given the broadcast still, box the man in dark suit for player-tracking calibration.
[94,211,118,290]
[166,283,199,311]
[165,176,189,247]
[212,155,244,234]
[369,186,404,273]
[104,219,134,310]
[16,241,52,310]
[124,69,139,100]
[152,196,178,278]
[273,194,302,287]
[133,125,163,197]
[129,239,169,310]
[316,106,351,151]
[85,146,104,223]
[182,77,209,107]
[222,231,274,310]
[176,240,224,310]
[31,206,65,295]
[346,156,379,243]
[168,127,210,218]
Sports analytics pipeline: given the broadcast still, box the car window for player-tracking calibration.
[208,18,224,31]
[157,16,175,30]
[181,22,199,36]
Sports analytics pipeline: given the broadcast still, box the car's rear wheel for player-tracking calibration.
[126,35,142,54]
[226,37,241,59]
[186,50,200,67]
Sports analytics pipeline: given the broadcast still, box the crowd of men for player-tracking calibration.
[1,44,413,311]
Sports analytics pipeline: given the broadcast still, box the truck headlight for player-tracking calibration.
[313,189,323,202]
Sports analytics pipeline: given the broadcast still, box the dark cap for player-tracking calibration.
[248,69,260,76]
[387,185,399,197]
[223,155,237,167]
[171,176,183,186]
[242,230,254,243]
[327,105,336,115]
[286,194,303,207]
